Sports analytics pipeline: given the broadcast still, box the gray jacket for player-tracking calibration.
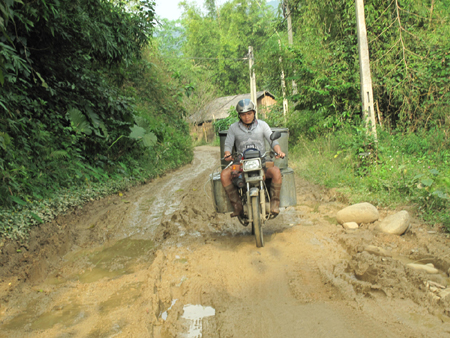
[224,120,279,155]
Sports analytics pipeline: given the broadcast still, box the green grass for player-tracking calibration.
[289,127,450,231]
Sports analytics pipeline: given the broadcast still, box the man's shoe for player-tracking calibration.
[224,184,243,217]
[270,182,282,215]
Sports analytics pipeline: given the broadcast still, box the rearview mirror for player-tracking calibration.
[270,131,282,141]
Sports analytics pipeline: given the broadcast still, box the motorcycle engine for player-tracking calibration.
[232,173,245,188]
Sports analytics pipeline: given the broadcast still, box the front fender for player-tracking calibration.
[249,187,259,197]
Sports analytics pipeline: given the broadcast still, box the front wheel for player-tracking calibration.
[251,195,264,247]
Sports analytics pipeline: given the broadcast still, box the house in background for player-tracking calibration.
[190,91,277,142]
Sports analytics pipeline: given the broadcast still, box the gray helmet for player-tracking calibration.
[236,99,255,114]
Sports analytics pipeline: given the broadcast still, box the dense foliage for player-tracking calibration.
[178,0,275,96]
[291,126,450,229]
[0,0,193,238]
[261,0,450,137]
[264,0,450,229]
[154,17,219,125]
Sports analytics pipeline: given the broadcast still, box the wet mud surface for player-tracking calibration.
[1,146,450,337]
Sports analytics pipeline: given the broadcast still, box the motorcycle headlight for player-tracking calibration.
[243,158,261,171]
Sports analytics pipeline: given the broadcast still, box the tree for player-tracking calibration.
[154,18,186,57]
[180,0,275,96]
[256,0,450,139]
[0,0,191,207]
[204,0,217,18]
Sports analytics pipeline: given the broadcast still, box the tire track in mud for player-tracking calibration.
[148,227,408,338]
[2,146,450,337]
[118,147,219,239]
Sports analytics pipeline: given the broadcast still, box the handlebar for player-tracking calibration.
[265,151,285,159]
[222,151,285,161]
[222,154,233,160]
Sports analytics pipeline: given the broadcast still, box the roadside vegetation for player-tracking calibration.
[0,0,193,239]
[2,0,449,239]
[289,128,450,229]
[155,0,449,230]
[266,0,450,230]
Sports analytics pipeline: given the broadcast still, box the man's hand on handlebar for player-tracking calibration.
[273,145,285,159]
[223,152,233,162]
[275,151,286,159]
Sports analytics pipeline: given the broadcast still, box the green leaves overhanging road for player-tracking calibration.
[0,0,193,237]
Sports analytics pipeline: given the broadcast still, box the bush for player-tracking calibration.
[291,126,450,230]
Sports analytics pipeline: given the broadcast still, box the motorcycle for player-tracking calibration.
[221,131,283,247]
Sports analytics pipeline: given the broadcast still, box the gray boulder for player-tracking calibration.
[375,210,410,235]
[336,202,379,225]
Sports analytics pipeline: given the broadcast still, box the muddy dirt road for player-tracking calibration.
[1,146,450,337]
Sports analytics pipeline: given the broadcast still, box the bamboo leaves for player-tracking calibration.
[0,132,11,151]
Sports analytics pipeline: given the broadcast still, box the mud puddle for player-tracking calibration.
[1,146,450,337]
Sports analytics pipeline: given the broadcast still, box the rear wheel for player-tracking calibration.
[251,195,263,247]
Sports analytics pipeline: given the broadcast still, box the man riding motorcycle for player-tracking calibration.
[220,99,286,218]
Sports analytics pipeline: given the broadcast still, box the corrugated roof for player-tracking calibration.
[189,91,275,124]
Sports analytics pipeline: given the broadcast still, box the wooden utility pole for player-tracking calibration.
[286,2,298,95]
[279,40,288,123]
[248,46,258,118]
[355,0,377,138]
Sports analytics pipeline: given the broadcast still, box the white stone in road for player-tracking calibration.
[407,263,439,274]
[375,210,410,235]
[427,280,446,289]
[343,222,359,229]
[336,202,379,224]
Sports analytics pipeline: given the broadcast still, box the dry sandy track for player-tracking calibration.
[1,146,450,337]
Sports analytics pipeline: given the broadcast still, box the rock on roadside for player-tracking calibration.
[375,210,410,235]
[336,202,379,225]
[407,263,439,274]
[343,222,359,230]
